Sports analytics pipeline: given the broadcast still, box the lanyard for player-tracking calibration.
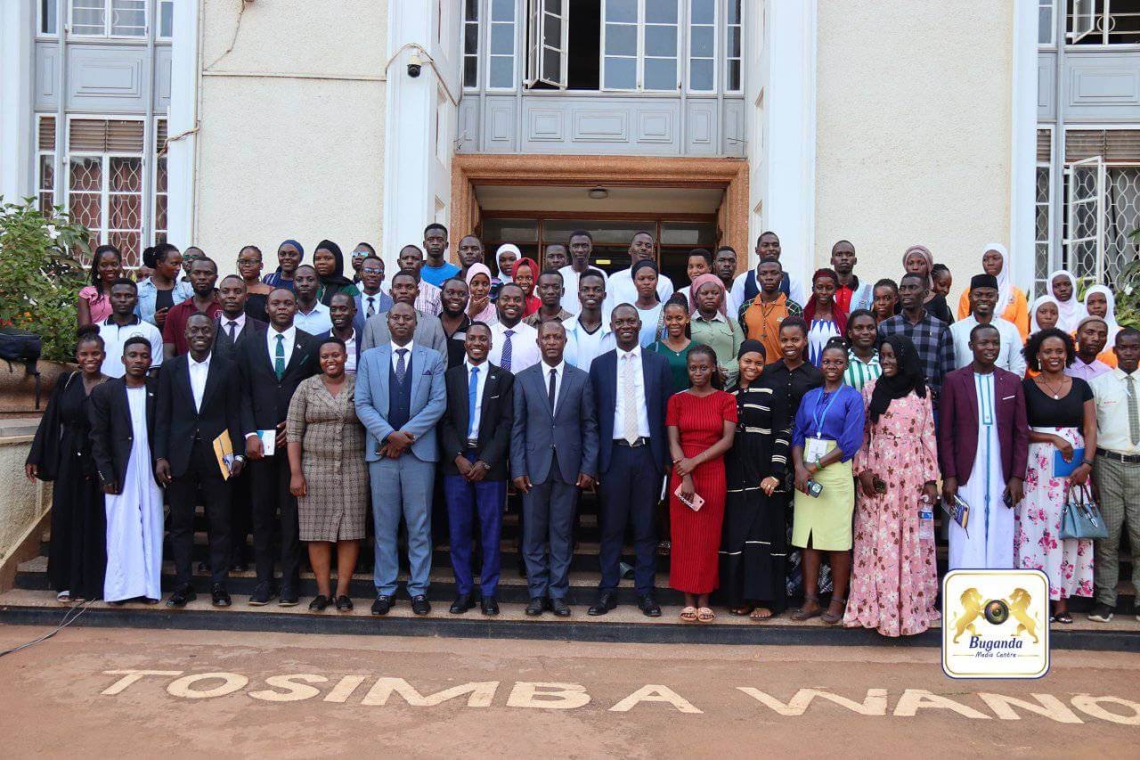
[812,388,841,438]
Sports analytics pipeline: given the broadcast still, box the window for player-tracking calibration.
[67,118,146,265]
[688,0,716,92]
[70,0,147,38]
[1067,0,1140,45]
[463,0,480,89]
[489,0,517,89]
[40,0,58,35]
[1038,0,1056,46]
[1035,129,1053,295]
[158,0,174,39]
[527,0,569,88]
[603,0,680,91]
[36,116,57,215]
[153,119,168,245]
[725,0,742,92]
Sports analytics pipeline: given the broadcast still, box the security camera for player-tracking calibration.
[407,53,422,78]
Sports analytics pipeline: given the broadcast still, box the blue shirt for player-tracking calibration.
[792,384,865,463]
[420,261,461,288]
[136,277,193,326]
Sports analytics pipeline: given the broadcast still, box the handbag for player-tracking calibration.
[1060,483,1109,540]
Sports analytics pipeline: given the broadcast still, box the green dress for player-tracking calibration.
[649,339,694,393]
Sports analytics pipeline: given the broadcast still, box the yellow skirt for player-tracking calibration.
[792,441,855,551]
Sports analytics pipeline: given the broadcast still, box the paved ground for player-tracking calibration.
[0,625,1137,758]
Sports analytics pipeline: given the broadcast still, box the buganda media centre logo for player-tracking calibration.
[942,570,1050,679]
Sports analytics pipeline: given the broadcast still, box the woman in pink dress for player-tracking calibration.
[844,334,941,637]
[77,245,123,326]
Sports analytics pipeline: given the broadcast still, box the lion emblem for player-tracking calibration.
[1006,588,1039,643]
[952,588,984,643]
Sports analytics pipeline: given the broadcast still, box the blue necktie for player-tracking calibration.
[468,365,480,439]
[395,348,408,384]
[501,329,514,371]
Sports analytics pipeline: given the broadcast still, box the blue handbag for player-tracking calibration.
[1060,484,1108,540]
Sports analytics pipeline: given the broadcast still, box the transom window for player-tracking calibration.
[70,0,147,38]
[1067,0,1140,45]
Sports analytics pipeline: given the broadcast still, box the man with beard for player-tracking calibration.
[457,235,486,278]
[488,283,540,374]
[163,257,222,358]
[1068,316,1112,381]
[949,274,1025,375]
[439,277,473,369]
[878,273,956,399]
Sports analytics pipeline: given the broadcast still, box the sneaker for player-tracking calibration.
[248,582,275,606]
[1088,602,1114,623]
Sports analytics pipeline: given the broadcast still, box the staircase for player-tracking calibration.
[2,495,1138,651]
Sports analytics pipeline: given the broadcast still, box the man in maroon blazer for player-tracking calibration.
[938,323,1029,569]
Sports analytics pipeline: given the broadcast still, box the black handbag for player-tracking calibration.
[0,327,42,408]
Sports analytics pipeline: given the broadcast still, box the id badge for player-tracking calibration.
[805,437,829,465]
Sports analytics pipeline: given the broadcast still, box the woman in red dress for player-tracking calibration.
[667,344,737,622]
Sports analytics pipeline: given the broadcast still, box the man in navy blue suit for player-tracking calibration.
[587,304,673,617]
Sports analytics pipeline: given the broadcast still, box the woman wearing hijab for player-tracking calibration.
[956,243,1030,340]
[902,245,955,325]
[313,239,360,306]
[512,257,541,317]
[1046,270,1087,333]
[465,263,498,324]
[720,340,792,620]
[1030,294,1061,334]
[844,334,940,637]
[263,239,304,291]
[1084,285,1121,344]
[689,273,743,385]
[802,268,848,367]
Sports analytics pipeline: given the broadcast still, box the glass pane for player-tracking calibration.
[109,157,142,192]
[71,3,104,35]
[39,192,55,216]
[492,0,515,21]
[155,198,168,234]
[69,192,101,231]
[690,59,713,91]
[726,60,741,91]
[69,157,102,191]
[545,0,563,13]
[482,218,539,244]
[543,219,655,246]
[109,193,142,229]
[645,0,679,24]
[108,230,140,266]
[661,222,715,246]
[155,158,167,193]
[690,0,715,25]
[464,56,478,87]
[543,48,562,82]
[160,1,173,37]
[543,14,561,43]
[727,0,741,24]
[491,22,514,54]
[603,56,637,89]
[727,26,740,57]
[1038,6,1052,44]
[489,56,514,87]
[41,0,57,33]
[644,58,676,90]
[605,0,637,23]
[645,25,677,56]
[465,21,479,51]
[111,0,146,36]
[604,23,637,55]
[466,0,480,19]
[39,155,55,190]
[690,26,714,57]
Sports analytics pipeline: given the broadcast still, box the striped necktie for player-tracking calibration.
[274,334,285,380]
[1128,375,1139,446]
[501,329,514,371]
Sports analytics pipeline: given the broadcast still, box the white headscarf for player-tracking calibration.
[1030,295,1061,334]
[496,243,521,283]
[1084,285,1121,342]
[983,243,1014,316]
[1045,270,1088,333]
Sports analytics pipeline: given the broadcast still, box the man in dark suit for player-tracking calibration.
[510,320,599,617]
[155,314,245,608]
[354,255,394,320]
[236,287,321,606]
[440,321,514,615]
[587,304,672,617]
[938,323,1029,570]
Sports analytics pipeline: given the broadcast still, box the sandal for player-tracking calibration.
[791,597,822,622]
[750,606,773,621]
[822,598,847,625]
[1051,612,1073,625]
[56,591,71,603]
[730,606,753,616]
[680,606,698,622]
[697,607,716,623]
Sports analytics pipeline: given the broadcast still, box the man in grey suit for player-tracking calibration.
[355,303,447,616]
[511,320,599,617]
[361,270,446,355]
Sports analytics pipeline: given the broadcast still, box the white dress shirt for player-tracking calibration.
[488,320,540,374]
[541,360,567,414]
[293,301,333,335]
[464,358,489,439]
[949,315,1026,376]
[266,325,297,371]
[390,340,415,373]
[188,352,211,412]
[219,312,247,342]
[613,347,651,438]
[564,315,615,372]
[603,267,674,318]
[557,265,609,316]
[340,328,358,374]
[98,316,164,378]
[1091,367,1140,456]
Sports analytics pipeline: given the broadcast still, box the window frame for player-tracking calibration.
[724,0,742,93]
[157,0,174,40]
[35,115,58,214]
[600,0,682,93]
[68,0,148,40]
[686,0,718,94]
[38,0,59,37]
[152,116,168,245]
[526,0,570,89]
[1038,0,1056,47]
[486,0,519,92]
[462,0,481,91]
[1034,126,1055,295]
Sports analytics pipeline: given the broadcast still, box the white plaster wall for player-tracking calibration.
[193,0,387,275]
[814,1,1015,303]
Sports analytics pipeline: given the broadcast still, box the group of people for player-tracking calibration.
[26,225,1140,634]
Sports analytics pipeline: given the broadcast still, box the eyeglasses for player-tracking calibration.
[361,267,383,275]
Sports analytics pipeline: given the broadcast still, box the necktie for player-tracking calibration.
[1128,375,1139,446]
[501,329,514,371]
[227,320,237,341]
[395,348,408,384]
[548,367,557,412]
[274,334,285,380]
[468,365,480,438]
[622,353,639,444]
[366,296,376,318]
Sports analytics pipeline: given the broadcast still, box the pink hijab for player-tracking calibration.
[688,273,728,317]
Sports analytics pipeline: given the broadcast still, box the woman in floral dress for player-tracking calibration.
[844,334,940,637]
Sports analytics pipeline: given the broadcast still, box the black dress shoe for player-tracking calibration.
[197,561,209,574]
[372,595,394,616]
[550,598,571,617]
[481,596,500,616]
[309,595,331,612]
[166,584,196,608]
[411,595,431,615]
[335,595,353,612]
[230,562,249,573]
[248,582,275,606]
[588,591,618,616]
[525,597,546,616]
[211,584,232,607]
[279,587,300,607]
[638,594,662,617]
[450,593,475,614]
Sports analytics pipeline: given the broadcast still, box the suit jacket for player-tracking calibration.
[589,348,673,475]
[236,327,322,435]
[510,362,599,485]
[440,362,514,480]
[212,315,267,362]
[355,291,394,321]
[361,308,447,355]
[937,366,1030,485]
[155,352,245,477]
[89,377,158,488]
[354,343,447,463]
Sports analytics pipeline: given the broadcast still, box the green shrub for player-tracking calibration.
[0,198,92,362]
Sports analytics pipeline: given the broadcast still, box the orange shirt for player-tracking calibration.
[740,293,802,365]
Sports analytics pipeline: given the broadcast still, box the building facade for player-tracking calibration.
[2,1,1135,300]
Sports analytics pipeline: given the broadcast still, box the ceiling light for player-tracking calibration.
[588,187,608,200]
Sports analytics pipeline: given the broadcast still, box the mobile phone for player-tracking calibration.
[806,479,824,498]
[873,477,887,495]
[1003,490,1014,508]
